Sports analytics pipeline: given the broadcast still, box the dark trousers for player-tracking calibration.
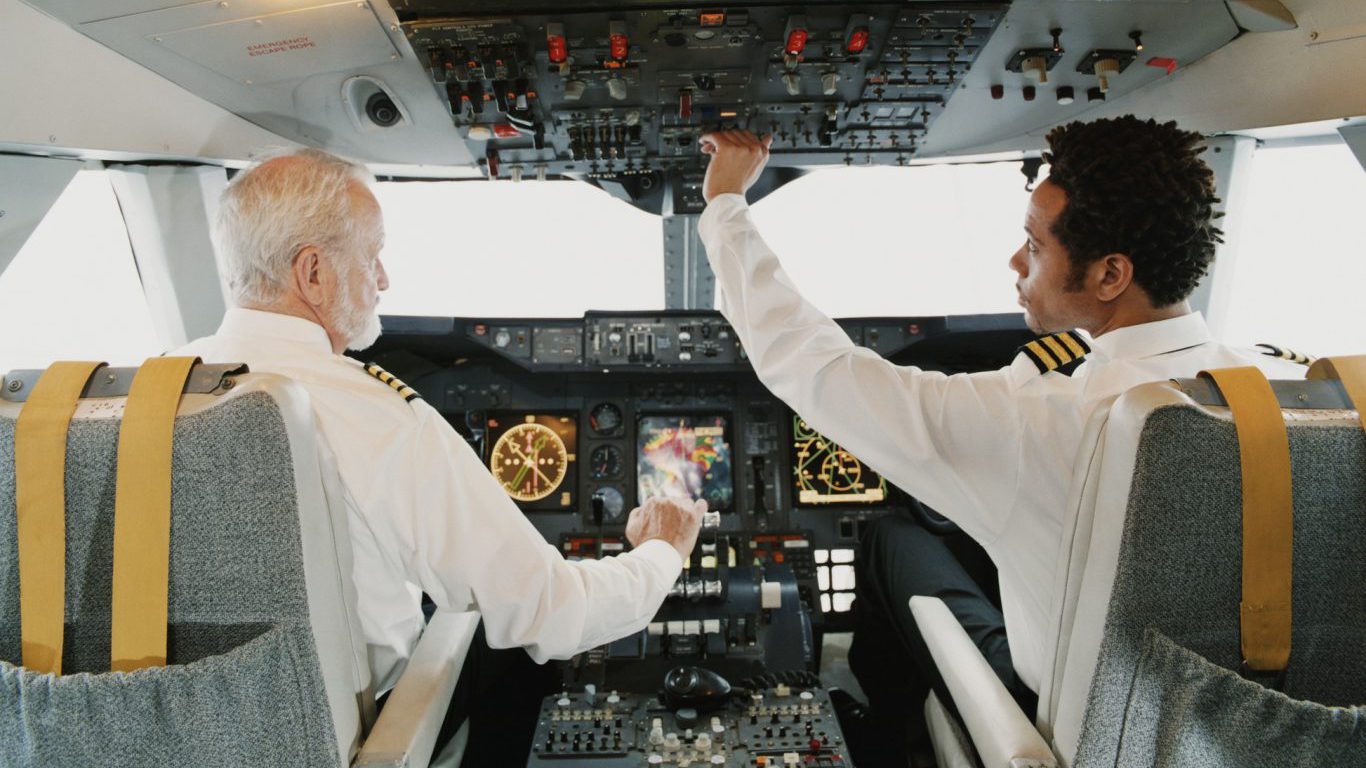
[848,514,1035,730]
[389,622,557,767]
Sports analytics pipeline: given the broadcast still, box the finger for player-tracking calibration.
[698,133,720,154]
[761,134,774,150]
[716,130,746,149]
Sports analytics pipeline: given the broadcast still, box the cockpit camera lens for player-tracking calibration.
[365,92,400,127]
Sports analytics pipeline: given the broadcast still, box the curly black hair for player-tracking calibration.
[1044,116,1221,307]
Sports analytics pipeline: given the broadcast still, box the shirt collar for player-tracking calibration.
[216,307,334,354]
[1088,312,1211,361]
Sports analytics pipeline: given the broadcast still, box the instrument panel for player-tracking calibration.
[396,3,1008,202]
[488,412,578,507]
[792,416,888,506]
[368,309,1030,629]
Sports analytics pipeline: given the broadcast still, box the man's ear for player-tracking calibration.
[1094,252,1134,303]
[293,246,326,308]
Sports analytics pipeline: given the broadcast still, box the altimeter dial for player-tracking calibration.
[491,422,569,502]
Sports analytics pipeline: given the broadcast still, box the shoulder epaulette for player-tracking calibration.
[1255,343,1315,366]
[1018,330,1091,376]
[364,362,422,402]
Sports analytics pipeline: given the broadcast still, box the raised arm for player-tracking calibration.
[697,131,1024,542]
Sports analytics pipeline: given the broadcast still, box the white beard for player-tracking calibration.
[345,310,383,352]
[333,281,383,352]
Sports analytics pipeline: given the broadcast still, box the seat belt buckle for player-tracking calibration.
[1238,660,1288,692]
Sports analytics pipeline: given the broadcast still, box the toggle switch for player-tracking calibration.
[1094,58,1120,93]
[1022,55,1049,84]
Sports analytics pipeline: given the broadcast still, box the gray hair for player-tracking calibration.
[214,148,380,306]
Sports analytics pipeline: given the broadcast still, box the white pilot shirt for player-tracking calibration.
[698,193,1301,693]
[176,308,683,692]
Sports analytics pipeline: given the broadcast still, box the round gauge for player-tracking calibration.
[490,422,569,502]
[591,487,626,522]
[589,402,623,435]
[590,444,624,480]
[821,450,864,492]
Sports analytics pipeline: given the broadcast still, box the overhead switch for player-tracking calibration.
[1022,55,1049,84]
[1094,57,1120,92]
[783,15,808,68]
[821,71,840,95]
[546,23,568,64]
[846,27,870,54]
[782,72,801,96]
[607,77,627,100]
[609,21,629,63]
[564,79,587,101]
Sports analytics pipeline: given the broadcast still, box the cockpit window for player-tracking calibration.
[1221,142,1366,355]
[748,162,1031,317]
[372,179,664,317]
[0,171,161,371]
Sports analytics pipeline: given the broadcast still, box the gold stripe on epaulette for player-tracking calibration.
[1019,331,1091,374]
[1041,335,1071,364]
[364,363,421,403]
[1058,332,1088,358]
[1256,343,1315,366]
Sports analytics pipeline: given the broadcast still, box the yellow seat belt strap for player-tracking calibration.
[1307,355,1366,433]
[110,357,198,673]
[1199,366,1293,673]
[14,361,106,675]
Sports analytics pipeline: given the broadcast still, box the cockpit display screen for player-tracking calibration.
[487,412,578,510]
[792,415,887,506]
[636,415,733,511]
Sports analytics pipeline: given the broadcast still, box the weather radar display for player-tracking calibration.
[792,416,887,505]
[636,415,734,511]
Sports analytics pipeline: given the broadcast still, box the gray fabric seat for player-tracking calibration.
[1070,387,1366,767]
[915,378,1366,767]
[0,371,374,766]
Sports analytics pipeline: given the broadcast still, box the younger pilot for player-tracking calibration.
[696,117,1301,763]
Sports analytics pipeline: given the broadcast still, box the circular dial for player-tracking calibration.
[491,422,569,502]
[591,487,626,522]
[589,402,623,435]
[820,450,864,492]
[590,444,624,480]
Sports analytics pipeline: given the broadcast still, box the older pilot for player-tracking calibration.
[176,149,703,761]
[696,117,1301,765]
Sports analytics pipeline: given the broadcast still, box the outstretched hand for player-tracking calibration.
[625,497,707,559]
[699,130,773,204]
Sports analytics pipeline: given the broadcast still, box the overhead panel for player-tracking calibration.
[24,0,475,167]
[925,0,1244,157]
[398,4,1009,202]
[148,2,400,86]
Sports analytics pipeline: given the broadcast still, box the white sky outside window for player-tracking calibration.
[0,171,161,373]
[1221,143,1366,356]
[373,179,664,317]
[748,163,1032,318]
[2,143,1359,373]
